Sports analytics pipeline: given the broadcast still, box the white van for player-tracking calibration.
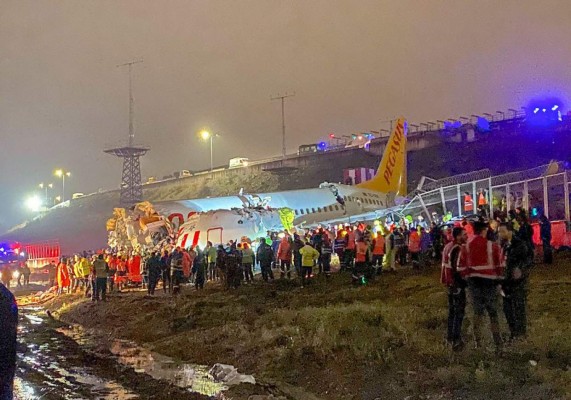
[229,158,249,168]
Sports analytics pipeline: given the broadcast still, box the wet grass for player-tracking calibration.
[48,259,571,400]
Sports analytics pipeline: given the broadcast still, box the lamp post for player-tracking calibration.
[199,131,219,172]
[39,183,53,206]
[55,169,71,202]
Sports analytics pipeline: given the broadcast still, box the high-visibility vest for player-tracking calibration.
[463,236,504,280]
[346,232,356,250]
[372,236,385,255]
[355,242,368,262]
[464,195,474,212]
[478,192,487,206]
[440,242,465,285]
[408,232,421,253]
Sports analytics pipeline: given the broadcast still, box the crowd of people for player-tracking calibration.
[441,209,546,352]
[39,207,551,357]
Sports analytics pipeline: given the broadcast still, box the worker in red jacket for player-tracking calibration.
[277,237,293,279]
[441,227,468,351]
[463,221,504,351]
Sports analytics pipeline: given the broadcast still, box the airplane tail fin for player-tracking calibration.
[357,117,407,196]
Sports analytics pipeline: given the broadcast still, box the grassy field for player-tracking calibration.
[49,259,571,400]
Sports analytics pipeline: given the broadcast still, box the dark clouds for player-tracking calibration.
[1,0,571,229]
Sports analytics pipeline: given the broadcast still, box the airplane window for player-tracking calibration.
[329,205,334,212]
[306,208,310,214]
[300,209,304,215]
[294,209,298,215]
[334,205,339,210]
[312,208,316,213]
[318,207,322,213]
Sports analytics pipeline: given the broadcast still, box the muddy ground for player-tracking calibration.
[40,259,571,400]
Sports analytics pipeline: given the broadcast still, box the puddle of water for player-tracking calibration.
[59,326,239,398]
[109,338,228,397]
[16,307,140,400]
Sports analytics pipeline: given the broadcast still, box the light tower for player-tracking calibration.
[105,59,149,205]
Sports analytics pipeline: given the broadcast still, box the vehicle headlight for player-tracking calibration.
[12,270,20,279]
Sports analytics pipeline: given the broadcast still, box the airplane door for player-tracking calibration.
[207,227,223,246]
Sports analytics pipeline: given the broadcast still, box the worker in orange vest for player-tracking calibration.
[372,232,385,273]
[353,238,371,284]
[408,228,421,269]
[478,190,487,206]
[344,227,357,268]
[463,221,504,351]
[464,192,474,214]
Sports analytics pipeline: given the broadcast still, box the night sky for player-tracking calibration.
[2,0,571,230]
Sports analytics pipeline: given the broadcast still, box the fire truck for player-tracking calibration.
[22,240,61,270]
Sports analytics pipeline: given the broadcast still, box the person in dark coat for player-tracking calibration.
[146,252,162,295]
[539,215,552,264]
[499,222,533,340]
[192,247,207,290]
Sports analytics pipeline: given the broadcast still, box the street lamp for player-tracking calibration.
[39,182,53,205]
[54,169,71,202]
[54,196,61,205]
[199,130,219,172]
[25,195,43,213]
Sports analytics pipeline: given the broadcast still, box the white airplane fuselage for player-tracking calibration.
[158,183,390,228]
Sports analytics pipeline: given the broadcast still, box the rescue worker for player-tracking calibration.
[160,250,171,293]
[292,234,305,276]
[107,254,119,292]
[277,236,293,279]
[77,256,91,295]
[170,247,184,295]
[256,239,275,282]
[145,251,162,296]
[539,215,552,264]
[419,227,432,267]
[56,258,71,295]
[182,248,192,283]
[464,192,474,214]
[321,235,333,278]
[93,254,109,302]
[517,212,534,258]
[115,256,127,292]
[461,218,474,238]
[383,229,396,272]
[0,281,17,400]
[224,244,242,289]
[333,231,346,271]
[206,241,218,281]
[241,243,255,284]
[440,227,468,351]
[47,260,57,288]
[499,222,532,341]
[393,228,405,266]
[299,241,319,288]
[463,222,504,351]
[216,245,227,286]
[344,227,356,269]
[192,247,207,290]
[408,228,421,269]
[371,231,385,273]
[353,237,372,284]
[21,262,31,287]
[430,222,443,260]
